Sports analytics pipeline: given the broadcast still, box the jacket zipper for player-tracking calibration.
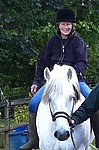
[62,45,65,53]
[61,45,65,63]
[59,41,68,64]
[57,31,75,65]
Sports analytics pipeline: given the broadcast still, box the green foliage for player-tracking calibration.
[29,22,56,64]
[2,86,30,99]
[0,0,57,89]
[0,0,99,90]
[76,9,99,83]
[11,105,29,125]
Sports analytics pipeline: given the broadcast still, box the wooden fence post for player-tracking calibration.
[5,98,10,150]
[0,88,30,150]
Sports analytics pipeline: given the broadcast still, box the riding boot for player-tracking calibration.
[91,110,99,148]
[20,112,39,150]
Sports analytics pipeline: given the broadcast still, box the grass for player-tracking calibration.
[91,140,98,150]
[91,145,98,150]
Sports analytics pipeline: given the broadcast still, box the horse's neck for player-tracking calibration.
[73,93,85,112]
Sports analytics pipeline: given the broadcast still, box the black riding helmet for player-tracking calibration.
[56,8,76,23]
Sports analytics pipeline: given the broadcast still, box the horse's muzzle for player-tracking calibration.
[54,128,70,141]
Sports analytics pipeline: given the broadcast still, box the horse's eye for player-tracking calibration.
[70,96,75,101]
[71,96,75,101]
[73,97,76,101]
[48,97,51,102]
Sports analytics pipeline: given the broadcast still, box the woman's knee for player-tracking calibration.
[29,96,37,113]
[29,85,45,113]
[79,81,92,97]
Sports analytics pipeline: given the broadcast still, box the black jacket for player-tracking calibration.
[33,32,88,88]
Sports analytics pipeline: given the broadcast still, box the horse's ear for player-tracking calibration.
[67,68,72,81]
[44,67,51,81]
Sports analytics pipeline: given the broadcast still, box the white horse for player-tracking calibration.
[36,64,94,150]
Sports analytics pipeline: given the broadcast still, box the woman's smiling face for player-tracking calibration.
[58,22,73,39]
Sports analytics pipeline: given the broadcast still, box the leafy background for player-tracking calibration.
[0,0,99,92]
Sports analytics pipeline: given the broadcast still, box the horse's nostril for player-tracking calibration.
[54,131,58,138]
[66,131,70,138]
[54,129,70,141]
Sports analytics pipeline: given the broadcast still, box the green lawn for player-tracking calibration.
[91,140,98,150]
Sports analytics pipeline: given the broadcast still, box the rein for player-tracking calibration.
[49,99,77,150]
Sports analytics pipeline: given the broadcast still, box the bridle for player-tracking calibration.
[49,97,75,122]
[49,98,77,150]
[52,111,72,122]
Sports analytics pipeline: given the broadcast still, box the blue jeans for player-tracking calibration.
[79,82,92,97]
[29,82,92,113]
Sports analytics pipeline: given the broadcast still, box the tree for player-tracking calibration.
[0,0,99,90]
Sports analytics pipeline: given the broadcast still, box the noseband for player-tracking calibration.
[49,99,75,123]
[52,111,71,122]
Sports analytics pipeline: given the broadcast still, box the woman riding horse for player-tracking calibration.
[20,8,99,150]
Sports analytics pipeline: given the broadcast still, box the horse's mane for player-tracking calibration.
[42,65,80,104]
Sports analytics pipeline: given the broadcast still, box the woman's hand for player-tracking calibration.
[31,84,38,95]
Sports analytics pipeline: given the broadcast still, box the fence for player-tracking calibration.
[0,88,30,150]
